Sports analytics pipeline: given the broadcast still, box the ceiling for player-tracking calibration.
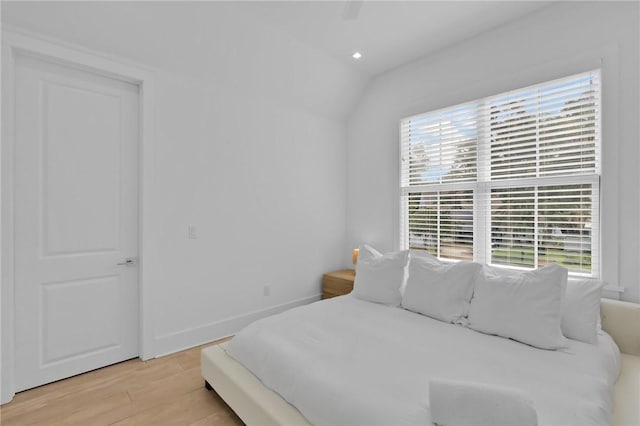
[2,1,552,77]
[232,1,553,75]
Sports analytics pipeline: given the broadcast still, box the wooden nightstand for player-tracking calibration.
[322,269,355,299]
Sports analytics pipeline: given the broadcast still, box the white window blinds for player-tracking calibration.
[400,70,600,276]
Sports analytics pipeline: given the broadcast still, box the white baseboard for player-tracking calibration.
[153,294,322,358]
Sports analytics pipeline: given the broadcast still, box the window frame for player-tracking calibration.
[399,70,601,278]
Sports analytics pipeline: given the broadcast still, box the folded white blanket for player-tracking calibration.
[429,378,538,426]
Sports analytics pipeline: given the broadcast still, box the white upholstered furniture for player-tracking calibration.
[201,298,640,426]
[603,299,640,426]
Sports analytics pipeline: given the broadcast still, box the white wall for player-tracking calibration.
[147,70,354,353]
[1,1,369,365]
[346,2,640,302]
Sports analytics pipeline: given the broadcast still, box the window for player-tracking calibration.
[400,70,600,276]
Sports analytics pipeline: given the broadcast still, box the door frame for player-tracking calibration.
[1,28,156,403]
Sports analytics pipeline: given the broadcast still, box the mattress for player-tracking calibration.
[227,295,620,426]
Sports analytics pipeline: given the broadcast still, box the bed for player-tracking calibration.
[201,295,640,425]
[201,247,638,426]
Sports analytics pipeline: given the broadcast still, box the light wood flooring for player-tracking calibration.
[0,339,244,426]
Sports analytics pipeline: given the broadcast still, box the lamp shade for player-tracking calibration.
[352,248,359,264]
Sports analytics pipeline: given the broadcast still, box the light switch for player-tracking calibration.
[188,225,197,239]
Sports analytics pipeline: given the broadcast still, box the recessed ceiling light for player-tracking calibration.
[352,52,362,59]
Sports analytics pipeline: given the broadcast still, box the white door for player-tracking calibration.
[13,53,139,391]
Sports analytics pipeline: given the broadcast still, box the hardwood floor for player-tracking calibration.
[0,339,244,426]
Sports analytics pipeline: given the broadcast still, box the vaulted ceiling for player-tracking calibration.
[3,1,552,77]
[233,1,552,75]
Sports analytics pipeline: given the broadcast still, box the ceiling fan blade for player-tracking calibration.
[342,0,364,21]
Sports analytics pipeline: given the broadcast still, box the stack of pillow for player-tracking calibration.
[351,244,604,348]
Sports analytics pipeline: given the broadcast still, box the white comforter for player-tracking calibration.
[227,296,620,426]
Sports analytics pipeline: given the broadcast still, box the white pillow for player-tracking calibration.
[352,245,409,306]
[484,265,603,344]
[402,255,481,323]
[468,263,568,349]
[409,249,440,264]
[562,278,603,344]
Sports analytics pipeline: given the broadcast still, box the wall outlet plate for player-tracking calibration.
[188,225,197,239]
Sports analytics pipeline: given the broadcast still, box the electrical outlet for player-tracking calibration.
[263,284,271,296]
[188,225,197,239]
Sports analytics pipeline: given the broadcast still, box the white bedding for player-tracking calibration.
[227,295,620,426]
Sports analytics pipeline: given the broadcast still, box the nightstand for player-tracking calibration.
[322,269,355,299]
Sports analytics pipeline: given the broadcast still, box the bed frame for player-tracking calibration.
[201,298,640,426]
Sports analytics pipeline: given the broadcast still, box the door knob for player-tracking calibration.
[117,258,136,266]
